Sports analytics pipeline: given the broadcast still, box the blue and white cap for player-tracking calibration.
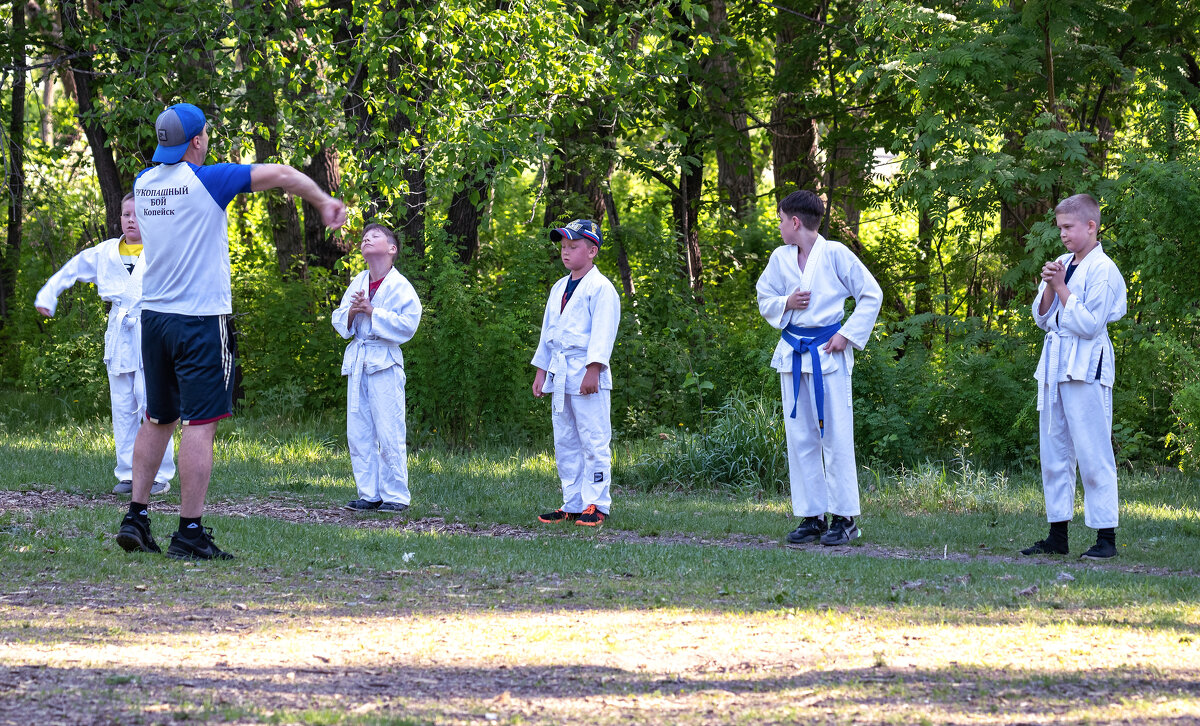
[152,103,207,164]
[549,219,603,248]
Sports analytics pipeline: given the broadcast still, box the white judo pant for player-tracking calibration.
[1039,379,1118,529]
[347,366,411,505]
[781,368,860,518]
[108,368,175,484]
[552,390,612,514]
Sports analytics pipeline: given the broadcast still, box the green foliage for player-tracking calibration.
[628,392,788,496]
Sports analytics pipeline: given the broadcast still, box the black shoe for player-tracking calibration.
[377,502,409,513]
[116,514,161,553]
[786,515,828,545]
[1021,538,1069,556]
[166,527,234,560]
[344,498,382,512]
[1080,539,1116,560]
[820,515,859,546]
[537,508,580,523]
[112,480,133,495]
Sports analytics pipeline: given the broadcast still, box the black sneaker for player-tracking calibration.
[166,527,234,560]
[116,514,161,554]
[1080,539,1116,560]
[377,502,409,513]
[344,498,382,512]
[820,515,860,546]
[1021,538,1069,556]
[786,515,828,546]
[537,508,579,523]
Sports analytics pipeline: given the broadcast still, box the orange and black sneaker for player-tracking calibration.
[576,505,606,527]
[538,508,579,524]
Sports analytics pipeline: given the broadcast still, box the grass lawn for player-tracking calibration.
[1,392,1198,724]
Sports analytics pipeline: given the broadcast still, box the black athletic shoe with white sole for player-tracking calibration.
[166,527,234,560]
[116,514,161,553]
[1021,538,1069,556]
[344,498,382,512]
[1080,539,1116,560]
[786,515,828,546]
[820,515,859,546]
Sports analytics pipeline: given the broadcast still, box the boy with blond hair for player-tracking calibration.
[35,192,176,496]
[1024,193,1127,560]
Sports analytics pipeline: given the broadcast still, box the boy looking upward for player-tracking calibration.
[532,219,621,527]
[1024,193,1127,560]
[757,190,882,547]
[333,223,422,514]
[35,192,176,496]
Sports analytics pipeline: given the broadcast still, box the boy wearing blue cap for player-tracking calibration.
[116,102,347,560]
[532,219,621,526]
[757,191,882,547]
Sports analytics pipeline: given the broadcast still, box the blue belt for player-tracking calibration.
[780,323,841,436]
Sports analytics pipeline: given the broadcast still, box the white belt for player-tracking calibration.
[1036,331,1067,414]
[347,337,395,413]
[543,350,570,414]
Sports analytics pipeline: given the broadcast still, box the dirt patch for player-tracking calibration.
[2,488,1195,579]
[2,594,1198,725]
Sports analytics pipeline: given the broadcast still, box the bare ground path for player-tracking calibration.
[1,488,1196,579]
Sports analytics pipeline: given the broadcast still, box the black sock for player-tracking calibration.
[1097,527,1115,545]
[179,517,202,537]
[127,501,148,520]
[1048,520,1069,546]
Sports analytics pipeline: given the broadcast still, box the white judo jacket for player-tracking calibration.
[756,236,882,378]
[1032,244,1126,410]
[532,266,621,407]
[332,268,423,411]
[35,237,146,374]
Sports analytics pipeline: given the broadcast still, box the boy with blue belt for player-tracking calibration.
[1023,193,1127,560]
[757,191,882,546]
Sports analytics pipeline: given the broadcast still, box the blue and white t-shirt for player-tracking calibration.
[135,162,253,316]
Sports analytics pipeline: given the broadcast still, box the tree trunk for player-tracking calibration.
[447,160,496,265]
[2,0,27,326]
[303,146,346,269]
[60,0,125,238]
[602,190,635,298]
[704,0,756,220]
[238,1,305,279]
[771,0,825,197]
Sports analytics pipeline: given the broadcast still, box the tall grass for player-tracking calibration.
[628,394,788,495]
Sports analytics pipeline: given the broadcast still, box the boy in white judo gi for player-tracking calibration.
[1023,193,1127,560]
[757,190,882,547]
[532,219,621,527]
[35,192,176,496]
[332,223,422,513]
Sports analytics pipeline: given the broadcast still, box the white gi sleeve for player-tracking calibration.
[34,244,103,316]
[756,252,791,330]
[1058,276,1125,340]
[530,290,557,370]
[332,278,359,340]
[833,246,883,350]
[585,283,621,370]
[370,278,422,345]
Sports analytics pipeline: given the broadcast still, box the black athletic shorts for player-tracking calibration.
[141,310,236,425]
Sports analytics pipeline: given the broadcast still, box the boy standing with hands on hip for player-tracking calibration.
[532,220,621,527]
[1024,193,1127,560]
[757,191,882,547]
